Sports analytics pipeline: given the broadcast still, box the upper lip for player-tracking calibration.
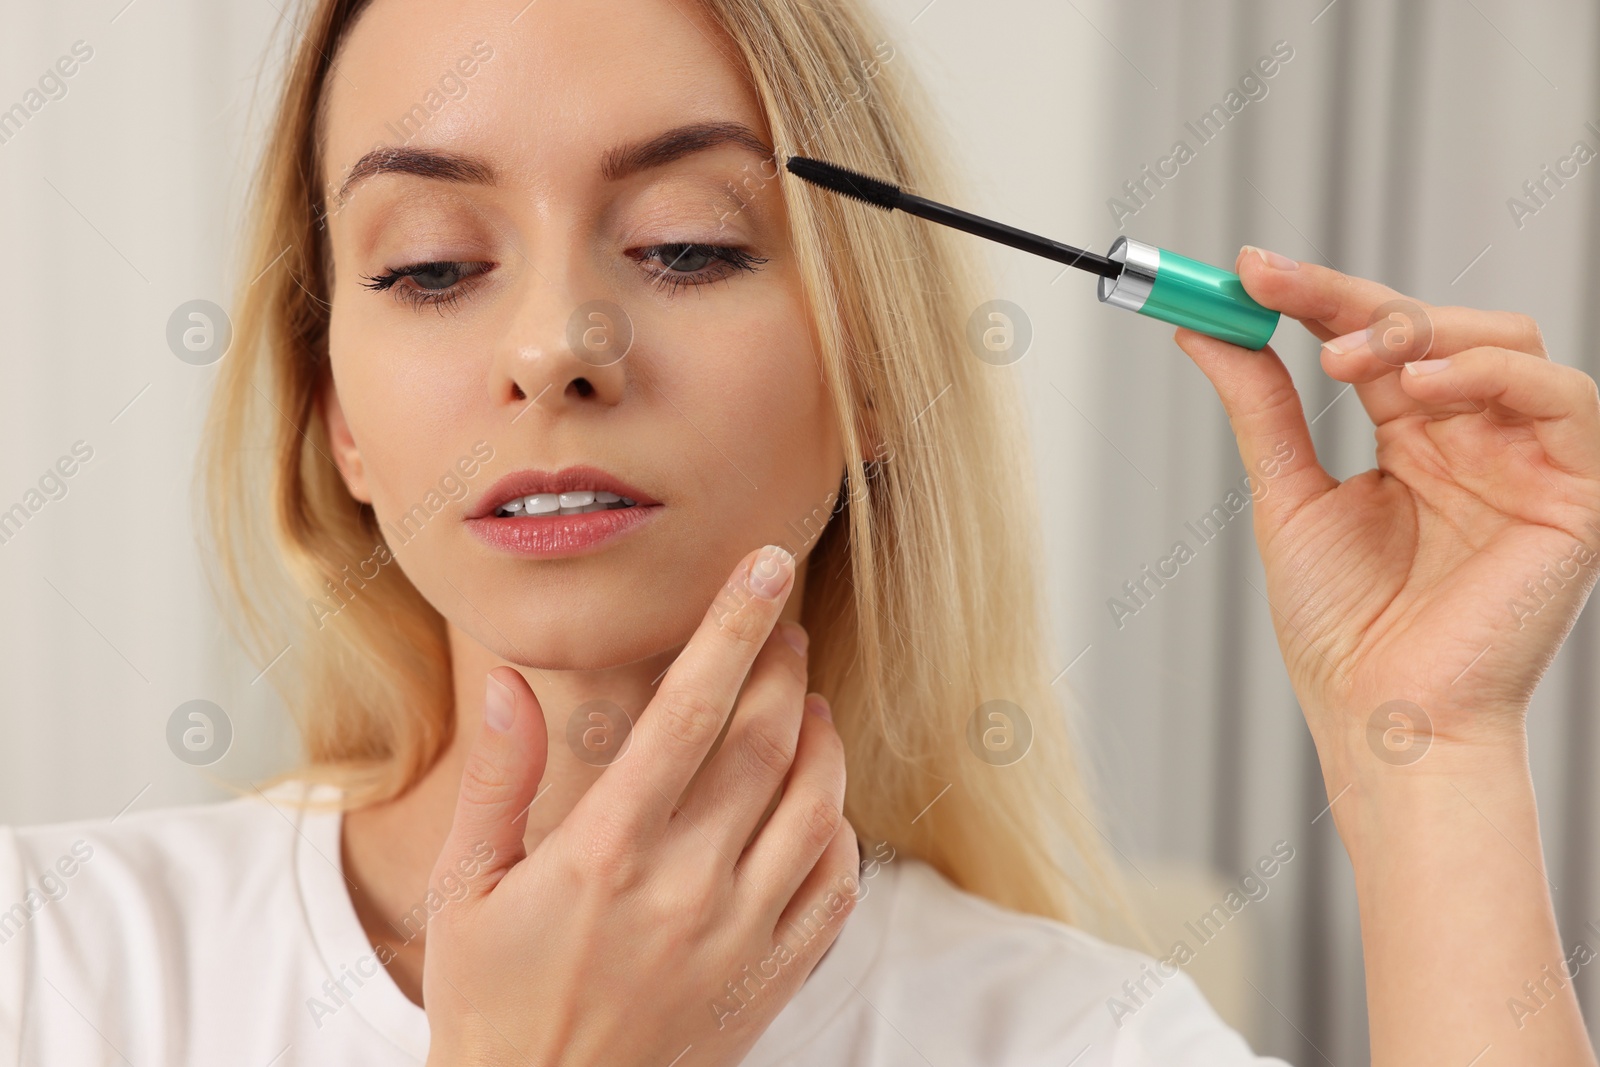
[467,465,661,519]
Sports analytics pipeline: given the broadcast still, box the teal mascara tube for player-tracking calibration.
[1096,237,1279,351]
[785,155,1282,352]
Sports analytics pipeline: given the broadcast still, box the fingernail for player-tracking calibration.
[1322,327,1371,355]
[779,620,809,656]
[805,693,832,722]
[747,545,795,600]
[1244,245,1299,271]
[484,673,516,732]
[1406,356,1453,376]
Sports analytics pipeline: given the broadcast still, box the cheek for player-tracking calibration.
[720,333,823,451]
[712,302,818,412]
[670,286,843,534]
[328,291,485,518]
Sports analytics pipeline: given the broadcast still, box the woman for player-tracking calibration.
[1,0,1594,1063]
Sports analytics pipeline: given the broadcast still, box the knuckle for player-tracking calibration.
[1321,268,1355,323]
[590,852,644,896]
[1511,311,1545,353]
[714,595,769,650]
[739,717,798,780]
[655,691,725,754]
[1572,368,1600,414]
[801,791,843,847]
[457,750,510,806]
[1248,379,1303,426]
[572,816,646,891]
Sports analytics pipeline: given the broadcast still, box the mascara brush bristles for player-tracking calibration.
[783,154,1122,280]
[784,156,903,211]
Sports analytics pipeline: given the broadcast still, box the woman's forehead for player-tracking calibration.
[321,0,765,198]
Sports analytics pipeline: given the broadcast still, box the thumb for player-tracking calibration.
[436,666,548,900]
[1171,326,1338,533]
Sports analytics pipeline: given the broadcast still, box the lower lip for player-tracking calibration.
[464,505,661,558]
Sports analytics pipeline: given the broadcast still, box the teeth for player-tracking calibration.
[493,491,641,518]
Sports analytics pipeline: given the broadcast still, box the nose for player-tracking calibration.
[490,274,631,412]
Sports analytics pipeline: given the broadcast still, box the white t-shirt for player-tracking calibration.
[0,780,1292,1066]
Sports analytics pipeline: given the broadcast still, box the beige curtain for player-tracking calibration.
[0,3,301,821]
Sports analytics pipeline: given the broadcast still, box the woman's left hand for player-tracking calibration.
[1173,247,1600,788]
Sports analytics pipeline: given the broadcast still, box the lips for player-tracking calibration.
[463,464,663,559]
[466,465,660,520]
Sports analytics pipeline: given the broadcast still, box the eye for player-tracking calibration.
[633,243,768,295]
[360,260,494,314]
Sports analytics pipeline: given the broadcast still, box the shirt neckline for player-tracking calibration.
[287,778,896,1063]
[291,780,432,1060]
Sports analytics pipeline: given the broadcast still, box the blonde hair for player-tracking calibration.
[202,0,1123,926]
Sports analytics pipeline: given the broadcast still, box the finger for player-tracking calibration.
[738,695,847,917]
[1236,248,1552,368]
[1316,305,1553,430]
[1320,305,1550,387]
[673,621,809,860]
[1172,326,1339,530]
[765,803,860,971]
[587,545,796,840]
[437,667,549,900]
[1397,347,1600,477]
[1235,246,1415,342]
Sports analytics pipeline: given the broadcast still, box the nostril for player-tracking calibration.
[570,377,595,398]
[511,381,526,401]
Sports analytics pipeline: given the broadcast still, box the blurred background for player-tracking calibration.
[2,0,1598,1062]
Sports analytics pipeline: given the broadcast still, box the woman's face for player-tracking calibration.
[319,0,846,669]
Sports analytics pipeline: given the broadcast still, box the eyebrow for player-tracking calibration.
[332,120,774,207]
[333,146,492,208]
[598,120,772,182]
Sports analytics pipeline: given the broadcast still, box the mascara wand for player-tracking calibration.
[784,155,1280,351]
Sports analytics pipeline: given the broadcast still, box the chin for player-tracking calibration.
[429,546,715,673]
[486,605,693,673]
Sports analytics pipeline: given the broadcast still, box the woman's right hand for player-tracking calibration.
[420,544,860,1067]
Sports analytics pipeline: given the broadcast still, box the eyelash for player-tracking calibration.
[359,261,494,315]
[635,243,769,295]
[358,243,768,313]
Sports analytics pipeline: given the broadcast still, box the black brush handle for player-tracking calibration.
[897,193,1122,279]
